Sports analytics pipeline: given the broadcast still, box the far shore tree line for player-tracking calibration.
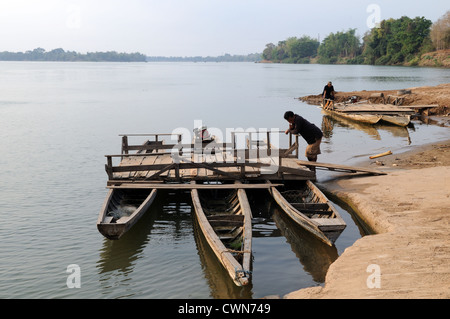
[0,48,147,62]
[262,11,450,66]
[1,11,448,65]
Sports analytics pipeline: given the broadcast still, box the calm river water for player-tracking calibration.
[0,62,448,299]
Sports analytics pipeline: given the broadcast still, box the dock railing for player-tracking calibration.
[105,131,305,181]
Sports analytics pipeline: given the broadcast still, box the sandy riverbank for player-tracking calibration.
[284,140,450,299]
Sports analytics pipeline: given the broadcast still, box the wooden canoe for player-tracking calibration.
[269,181,346,246]
[97,188,157,240]
[322,105,381,124]
[380,114,411,127]
[191,182,252,286]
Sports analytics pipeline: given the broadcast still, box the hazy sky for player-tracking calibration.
[0,0,448,56]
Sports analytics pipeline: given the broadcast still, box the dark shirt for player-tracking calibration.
[323,85,335,99]
[289,114,323,145]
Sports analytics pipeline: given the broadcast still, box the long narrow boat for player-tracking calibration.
[269,180,346,246]
[322,102,412,126]
[191,182,252,286]
[380,114,411,127]
[322,104,382,124]
[97,188,157,240]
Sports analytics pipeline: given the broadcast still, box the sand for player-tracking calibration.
[284,140,450,299]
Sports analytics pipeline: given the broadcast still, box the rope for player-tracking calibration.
[226,249,251,255]
[235,267,252,280]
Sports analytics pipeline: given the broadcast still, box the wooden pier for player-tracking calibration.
[104,131,386,189]
[104,131,316,188]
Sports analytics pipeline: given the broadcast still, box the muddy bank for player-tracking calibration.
[284,140,450,299]
[299,83,450,117]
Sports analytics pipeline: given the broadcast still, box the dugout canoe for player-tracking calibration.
[269,180,346,246]
[322,105,382,124]
[191,182,252,286]
[380,114,411,127]
[322,102,412,126]
[97,188,157,240]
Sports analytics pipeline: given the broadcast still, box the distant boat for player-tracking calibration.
[97,188,157,240]
[269,181,346,246]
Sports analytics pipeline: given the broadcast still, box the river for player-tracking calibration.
[0,62,448,298]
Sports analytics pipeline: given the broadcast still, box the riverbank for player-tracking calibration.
[284,140,450,299]
[299,83,450,119]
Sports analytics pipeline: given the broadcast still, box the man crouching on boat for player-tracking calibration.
[284,111,323,170]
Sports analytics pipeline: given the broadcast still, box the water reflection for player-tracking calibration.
[96,191,195,297]
[272,209,338,283]
[96,196,161,295]
[193,217,253,299]
[336,75,422,82]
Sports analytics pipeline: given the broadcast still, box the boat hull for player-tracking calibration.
[270,181,346,246]
[322,107,381,124]
[191,184,252,286]
[322,104,412,127]
[97,188,157,240]
[380,115,411,126]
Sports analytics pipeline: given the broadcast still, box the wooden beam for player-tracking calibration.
[296,160,386,175]
[107,183,281,190]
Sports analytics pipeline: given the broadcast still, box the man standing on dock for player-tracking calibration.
[284,111,323,169]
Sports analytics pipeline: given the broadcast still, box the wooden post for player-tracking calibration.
[175,163,180,180]
[105,156,113,180]
[122,136,129,155]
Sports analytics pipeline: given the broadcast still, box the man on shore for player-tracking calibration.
[322,81,335,109]
[284,111,323,169]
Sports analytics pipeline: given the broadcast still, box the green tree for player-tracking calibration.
[317,29,361,64]
[362,16,432,65]
[262,43,276,60]
[262,36,319,63]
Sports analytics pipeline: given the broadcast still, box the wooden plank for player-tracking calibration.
[107,183,281,190]
[296,160,386,175]
[337,104,414,113]
[397,104,439,109]
[291,203,330,210]
[237,187,252,275]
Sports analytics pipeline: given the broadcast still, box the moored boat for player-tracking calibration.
[321,101,413,126]
[323,107,382,124]
[191,182,252,286]
[97,188,157,240]
[269,180,346,246]
[380,114,411,127]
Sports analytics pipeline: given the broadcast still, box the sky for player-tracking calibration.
[0,0,448,57]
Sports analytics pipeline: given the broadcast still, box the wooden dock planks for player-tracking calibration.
[106,133,386,189]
